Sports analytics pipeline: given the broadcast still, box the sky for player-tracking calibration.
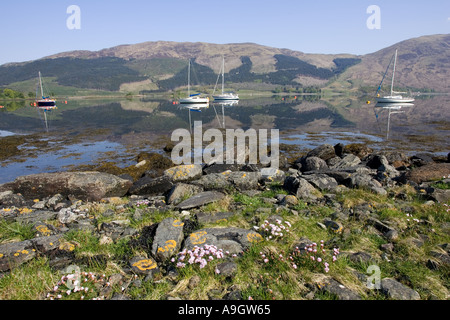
[0,0,449,65]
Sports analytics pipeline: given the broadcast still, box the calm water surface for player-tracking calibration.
[0,95,448,183]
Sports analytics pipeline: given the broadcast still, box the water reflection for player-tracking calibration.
[374,102,414,140]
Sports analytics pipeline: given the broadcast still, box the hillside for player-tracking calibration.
[0,35,448,94]
[337,34,450,93]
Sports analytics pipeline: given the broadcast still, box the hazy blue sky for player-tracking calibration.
[0,0,449,65]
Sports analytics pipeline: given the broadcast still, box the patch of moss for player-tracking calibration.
[0,136,26,160]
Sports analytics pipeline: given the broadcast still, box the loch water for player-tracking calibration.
[0,95,449,183]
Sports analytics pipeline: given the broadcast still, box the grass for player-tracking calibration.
[0,182,449,300]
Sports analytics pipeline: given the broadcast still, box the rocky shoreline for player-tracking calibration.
[0,143,449,300]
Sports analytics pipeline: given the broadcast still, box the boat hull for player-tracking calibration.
[213,94,239,101]
[376,96,414,103]
[179,97,209,104]
[36,99,56,107]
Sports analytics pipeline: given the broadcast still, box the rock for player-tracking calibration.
[5,172,131,202]
[203,163,242,175]
[302,157,328,172]
[196,211,235,224]
[176,191,226,210]
[164,164,203,182]
[0,240,36,272]
[411,153,434,166]
[188,275,201,289]
[427,188,450,203]
[384,230,399,241]
[343,144,373,158]
[334,143,345,157]
[365,154,389,169]
[406,163,450,184]
[283,176,322,201]
[129,175,174,196]
[330,154,361,170]
[152,217,185,262]
[184,227,263,255]
[33,222,59,237]
[129,256,159,275]
[302,174,338,192]
[57,207,83,224]
[0,191,28,207]
[348,251,374,264]
[317,277,362,300]
[166,183,203,205]
[192,171,260,191]
[216,261,238,278]
[306,144,336,161]
[380,278,421,300]
[324,219,344,234]
[46,194,65,209]
[280,195,298,206]
[259,167,285,183]
[349,173,386,195]
[14,210,57,224]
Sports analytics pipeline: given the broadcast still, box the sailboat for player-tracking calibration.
[35,72,57,109]
[179,59,209,104]
[213,56,239,101]
[375,49,414,103]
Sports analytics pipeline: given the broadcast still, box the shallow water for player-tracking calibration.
[0,95,448,183]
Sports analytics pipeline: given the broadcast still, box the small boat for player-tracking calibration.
[375,49,414,103]
[213,56,239,101]
[35,72,57,108]
[179,59,209,104]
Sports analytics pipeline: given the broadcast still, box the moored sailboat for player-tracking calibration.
[375,49,414,103]
[35,72,57,109]
[179,59,209,104]
[213,56,239,101]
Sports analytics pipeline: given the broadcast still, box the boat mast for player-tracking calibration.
[390,50,397,96]
[187,59,191,97]
[222,56,225,95]
[39,71,44,98]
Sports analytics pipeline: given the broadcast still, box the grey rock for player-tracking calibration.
[302,174,338,192]
[283,176,321,201]
[306,144,336,161]
[260,167,286,183]
[6,171,132,202]
[303,157,328,172]
[184,227,263,255]
[164,164,203,182]
[166,183,203,205]
[216,261,238,277]
[129,175,174,196]
[203,163,242,175]
[380,278,421,300]
[318,277,362,300]
[15,210,57,224]
[129,256,159,275]
[196,211,235,224]
[0,240,36,272]
[176,191,226,210]
[333,154,362,169]
[324,219,344,233]
[348,251,373,264]
[152,217,185,262]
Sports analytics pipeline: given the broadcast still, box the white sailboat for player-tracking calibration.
[35,71,57,109]
[375,49,414,103]
[213,56,239,101]
[179,59,209,104]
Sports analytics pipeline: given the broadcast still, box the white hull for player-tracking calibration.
[179,96,210,104]
[213,93,239,101]
[376,96,415,103]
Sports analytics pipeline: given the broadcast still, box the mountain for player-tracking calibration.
[338,34,450,92]
[0,34,448,93]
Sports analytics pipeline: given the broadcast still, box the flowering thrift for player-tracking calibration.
[288,241,339,274]
[172,244,227,269]
[254,219,291,241]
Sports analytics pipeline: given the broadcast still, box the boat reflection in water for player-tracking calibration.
[36,105,57,132]
[374,102,414,140]
[212,100,239,129]
[180,103,210,134]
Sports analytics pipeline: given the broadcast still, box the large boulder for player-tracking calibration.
[405,163,450,184]
[2,172,132,202]
[306,144,336,161]
[129,175,173,196]
[163,164,203,182]
[151,217,185,262]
